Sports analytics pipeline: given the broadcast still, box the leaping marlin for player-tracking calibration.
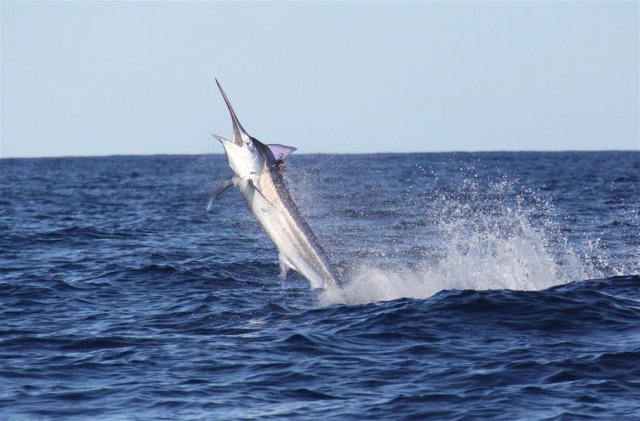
[209,80,340,290]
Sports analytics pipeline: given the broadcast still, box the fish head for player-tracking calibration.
[214,134,264,178]
[214,80,266,178]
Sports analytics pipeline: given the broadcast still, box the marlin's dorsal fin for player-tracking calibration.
[267,144,297,162]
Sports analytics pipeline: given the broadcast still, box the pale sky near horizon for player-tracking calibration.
[1,1,638,158]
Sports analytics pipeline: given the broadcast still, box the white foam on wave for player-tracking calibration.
[318,180,591,307]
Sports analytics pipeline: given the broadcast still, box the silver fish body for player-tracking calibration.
[211,81,339,289]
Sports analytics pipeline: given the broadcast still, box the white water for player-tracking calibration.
[319,180,592,306]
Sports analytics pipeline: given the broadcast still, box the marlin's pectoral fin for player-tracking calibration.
[246,179,278,211]
[206,178,234,212]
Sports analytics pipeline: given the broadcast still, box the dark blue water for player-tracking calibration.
[1,152,639,420]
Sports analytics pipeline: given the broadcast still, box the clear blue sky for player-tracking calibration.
[1,1,638,158]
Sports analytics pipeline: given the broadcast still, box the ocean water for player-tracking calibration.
[1,152,639,420]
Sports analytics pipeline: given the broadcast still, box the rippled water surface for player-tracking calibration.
[1,152,639,420]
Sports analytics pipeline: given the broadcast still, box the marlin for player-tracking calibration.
[208,80,339,290]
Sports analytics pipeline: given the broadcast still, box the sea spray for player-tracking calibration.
[318,176,590,306]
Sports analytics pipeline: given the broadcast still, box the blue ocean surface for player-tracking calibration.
[1,152,639,420]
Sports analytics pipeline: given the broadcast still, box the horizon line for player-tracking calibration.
[1,149,639,160]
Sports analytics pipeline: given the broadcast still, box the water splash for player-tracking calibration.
[319,178,591,306]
